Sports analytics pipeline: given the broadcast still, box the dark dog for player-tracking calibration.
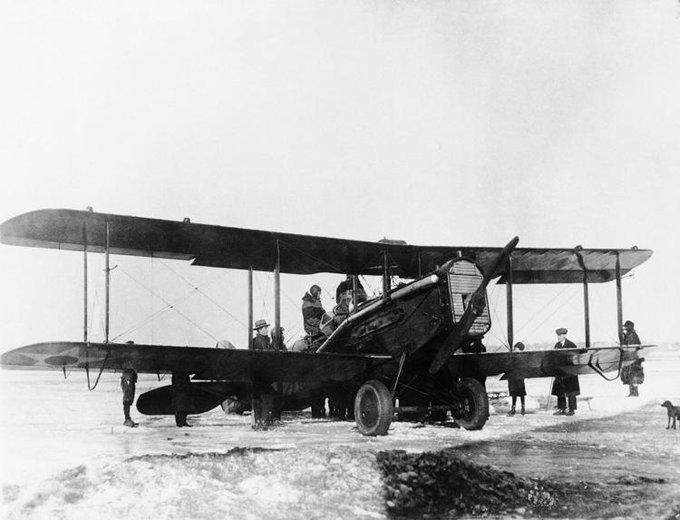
[661,401,680,430]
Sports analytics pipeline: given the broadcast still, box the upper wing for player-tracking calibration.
[0,209,652,282]
[448,345,653,380]
[0,342,392,383]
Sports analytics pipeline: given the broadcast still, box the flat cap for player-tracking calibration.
[555,327,568,335]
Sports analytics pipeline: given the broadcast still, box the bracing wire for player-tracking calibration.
[158,260,248,329]
[518,287,581,344]
[111,278,215,342]
[256,272,271,318]
[514,284,572,337]
[118,268,219,343]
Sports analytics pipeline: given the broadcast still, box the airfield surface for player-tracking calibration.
[1,344,679,519]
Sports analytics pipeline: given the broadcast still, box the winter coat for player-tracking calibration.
[620,329,643,385]
[302,292,325,336]
[253,334,273,351]
[335,278,367,304]
[120,369,137,404]
[508,377,526,397]
[333,301,350,325]
[171,372,194,412]
[621,359,644,385]
[551,339,580,396]
[622,330,641,346]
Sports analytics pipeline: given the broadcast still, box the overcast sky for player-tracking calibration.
[1,0,679,351]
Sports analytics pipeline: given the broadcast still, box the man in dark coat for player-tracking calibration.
[551,328,580,415]
[120,368,138,427]
[250,319,277,426]
[620,320,643,397]
[252,319,273,350]
[171,372,193,427]
[335,275,367,305]
[507,343,526,416]
[302,285,325,338]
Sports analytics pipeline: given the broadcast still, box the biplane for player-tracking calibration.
[0,209,654,435]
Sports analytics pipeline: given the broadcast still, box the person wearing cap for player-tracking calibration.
[507,343,526,416]
[120,368,138,427]
[551,328,580,415]
[250,319,276,427]
[302,285,326,338]
[252,319,273,351]
[620,320,643,397]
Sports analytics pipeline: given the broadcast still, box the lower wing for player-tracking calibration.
[448,345,654,380]
[0,341,392,383]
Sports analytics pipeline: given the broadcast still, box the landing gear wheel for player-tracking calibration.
[354,380,394,436]
[454,377,488,431]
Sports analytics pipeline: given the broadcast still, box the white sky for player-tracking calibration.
[1,0,679,351]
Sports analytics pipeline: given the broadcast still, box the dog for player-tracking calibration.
[661,401,680,430]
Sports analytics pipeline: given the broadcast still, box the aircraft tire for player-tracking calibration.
[455,377,489,431]
[354,380,393,436]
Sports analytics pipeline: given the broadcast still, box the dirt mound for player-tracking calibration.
[377,449,668,518]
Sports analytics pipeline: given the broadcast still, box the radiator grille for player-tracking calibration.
[448,260,491,335]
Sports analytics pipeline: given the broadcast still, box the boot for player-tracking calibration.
[124,418,138,427]
[566,409,575,416]
[553,409,566,415]
[507,407,516,416]
[521,406,525,416]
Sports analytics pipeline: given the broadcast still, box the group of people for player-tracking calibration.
[244,277,367,427]
[249,275,367,354]
[302,276,367,343]
[506,320,644,417]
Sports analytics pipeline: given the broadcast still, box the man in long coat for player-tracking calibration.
[507,343,526,416]
[551,328,580,415]
[171,372,193,427]
[120,368,138,427]
[620,320,643,396]
[251,319,277,427]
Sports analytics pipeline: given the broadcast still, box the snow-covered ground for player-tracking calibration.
[1,344,679,519]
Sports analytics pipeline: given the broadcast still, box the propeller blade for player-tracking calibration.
[429,236,519,374]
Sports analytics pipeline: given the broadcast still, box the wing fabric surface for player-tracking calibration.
[0,209,652,283]
[0,342,392,383]
[448,346,652,380]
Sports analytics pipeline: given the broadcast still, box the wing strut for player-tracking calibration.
[615,252,623,344]
[86,214,111,391]
[575,247,591,349]
[506,256,514,351]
